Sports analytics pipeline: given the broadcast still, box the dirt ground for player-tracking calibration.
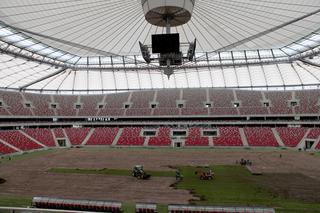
[0,147,320,204]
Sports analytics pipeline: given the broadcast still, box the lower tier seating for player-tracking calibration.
[117,127,145,146]
[53,128,65,138]
[86,127,119,145]
[307,128,320,139]
[213,127,243,146]
[64,128,91,145]
[23,128,56,147]
[148,127,171,146]
[0,130,43,151]
[0,142,17,154]
[244,127,279,147]
[1,127,320,154]
[276,127,307,147]
[185,127,209,146]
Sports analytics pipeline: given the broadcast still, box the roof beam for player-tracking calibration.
[300,59,320,68]
[210,8,320,53]
[19,67,68,91]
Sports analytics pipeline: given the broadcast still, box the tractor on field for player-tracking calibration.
[195,169,214,180]
[132,165,151,179]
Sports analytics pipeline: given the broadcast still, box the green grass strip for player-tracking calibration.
[0,196,31,207]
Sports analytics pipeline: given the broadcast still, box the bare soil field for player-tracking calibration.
[0,147,319,204]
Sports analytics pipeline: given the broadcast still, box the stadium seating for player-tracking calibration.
[209,89,238,115]
[213,127,243,146]
[126,108,152,116]
[182,89,208,115]
[126,91,154,116]
[295,90,320,114]
[53,128,65,138]
[0,130,43,151]
[307,128,320,139]
[236,90,269,115]
[0,91,32,116]
[86,127,119,145]
[0,89,319,117]
[78,95,103,116]
[185,127,209,146]
[236,90,263,107]
[0,107,9,116]
[1,126,320,154]
[117,127,145,146]
[276,127,307,147]
[24,93,55,116]
[23,128,56,147]
[244,127,279,147]
[148,127,171,146]
[210,89,235,107]
[53,95,77,116]
[0,142,17,154]
[264,91,292,114]
[64,128,91,145]
[131,91,155,108]
[99,93,128,116]
[154,89,180,116]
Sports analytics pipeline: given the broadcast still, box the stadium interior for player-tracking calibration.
[0,0,320,213]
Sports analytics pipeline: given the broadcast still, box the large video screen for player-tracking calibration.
[152,33,180,54]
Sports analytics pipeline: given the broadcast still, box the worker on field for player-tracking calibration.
[176,169,183,181]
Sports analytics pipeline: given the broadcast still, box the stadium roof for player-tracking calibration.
[0,0,320,93]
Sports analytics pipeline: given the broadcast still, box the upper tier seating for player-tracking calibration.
[86,127,119,145]
[78,95,103,116]
[53,95,77,116]
[126,91,154,116]
[185,127,209,146]
[213,127,243,146]
[209,90,238,115]
[24,93,55,116]
[237,90,268,115]
[23,128,56,147]
[117,127,145,146]
[148,127,171,146]
[99,93,128,116]
[154,90,180,116]
[182,89,208,115]
[295,90,320,114]
[244,127,279,147]
[276,127,307,147]
[0,89,319,117]
[0,91,32,116]
[64,128,91,145]
[0,130,43,151]
[0,141,17,154]
[264,91,292,114]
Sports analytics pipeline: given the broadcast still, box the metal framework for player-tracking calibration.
[0,0,319,93]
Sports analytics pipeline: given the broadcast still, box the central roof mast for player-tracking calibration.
[140,0,197,79]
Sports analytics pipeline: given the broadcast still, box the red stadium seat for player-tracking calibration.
[148,127,171,146]
[185,128,209,146]
[117,127,145,146]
